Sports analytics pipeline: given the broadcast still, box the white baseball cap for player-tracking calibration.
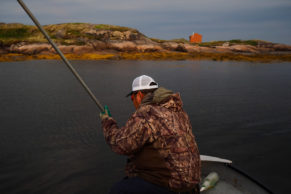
[126,75,158,97]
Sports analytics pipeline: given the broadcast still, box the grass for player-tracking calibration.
[0,27,30,39]
[198,41,225,47]
[150,38,188,44]
[198,39,263,47]
[150,38,260,46]
[170,38,189,44]
[95,24,138,33]
[229,39,258,46]
[0,24,47,45]
[0,23,143,45]
[149,38,168,43]
[66,29,82,36]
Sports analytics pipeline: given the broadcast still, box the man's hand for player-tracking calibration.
[99,105,112,120]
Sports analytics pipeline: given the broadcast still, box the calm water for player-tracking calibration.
[0,60,290,193]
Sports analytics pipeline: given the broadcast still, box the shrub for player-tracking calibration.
[0,27,30,39]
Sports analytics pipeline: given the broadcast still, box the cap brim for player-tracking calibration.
[126,91,133,97]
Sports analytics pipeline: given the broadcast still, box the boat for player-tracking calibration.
[201,155,274,194]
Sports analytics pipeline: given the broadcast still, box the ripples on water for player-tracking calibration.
[0,60,290,193]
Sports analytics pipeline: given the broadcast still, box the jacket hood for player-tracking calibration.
[141,87,183,111]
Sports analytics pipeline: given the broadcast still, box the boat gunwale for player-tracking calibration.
[225,163,275,194]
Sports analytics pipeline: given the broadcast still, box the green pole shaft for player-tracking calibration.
[17,0,104,112]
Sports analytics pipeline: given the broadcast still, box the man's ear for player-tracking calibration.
[137,91,144,99]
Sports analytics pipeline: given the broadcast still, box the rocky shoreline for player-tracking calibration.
[1,23,291,62]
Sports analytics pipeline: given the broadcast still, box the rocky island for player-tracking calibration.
[1,23,291,62]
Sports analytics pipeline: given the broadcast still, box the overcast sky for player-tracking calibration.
[1,0,291,44]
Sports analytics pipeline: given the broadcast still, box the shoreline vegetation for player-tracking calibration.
[1,23,291,62]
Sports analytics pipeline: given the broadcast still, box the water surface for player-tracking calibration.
[0,60,290,193]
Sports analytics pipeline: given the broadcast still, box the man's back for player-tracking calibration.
[126,88,201,191]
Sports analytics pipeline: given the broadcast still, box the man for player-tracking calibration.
[100,75,201,194]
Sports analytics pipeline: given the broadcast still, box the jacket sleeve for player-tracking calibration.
[101,112,152,155]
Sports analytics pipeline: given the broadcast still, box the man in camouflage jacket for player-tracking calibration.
[100,75,201,194]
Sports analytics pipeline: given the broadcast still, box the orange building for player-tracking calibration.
[189,33,202,43]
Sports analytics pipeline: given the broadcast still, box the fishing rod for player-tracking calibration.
[17,0,104,112]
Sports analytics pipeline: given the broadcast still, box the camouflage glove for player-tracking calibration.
[99,105,112,120]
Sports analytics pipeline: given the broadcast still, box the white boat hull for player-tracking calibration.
[201,155,273,194]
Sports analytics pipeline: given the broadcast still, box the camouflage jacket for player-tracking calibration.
[101,87,201,192]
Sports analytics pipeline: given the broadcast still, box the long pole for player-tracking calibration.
[17,0,104,112]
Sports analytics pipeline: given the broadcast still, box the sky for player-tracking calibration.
[1,0,291,44]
